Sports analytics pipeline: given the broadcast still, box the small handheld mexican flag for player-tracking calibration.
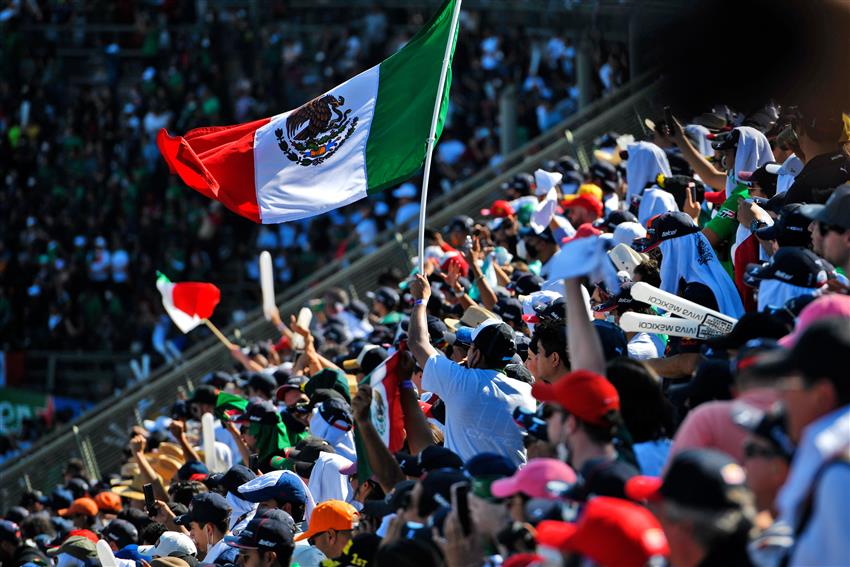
[156,272,221,333]
[157,0,460,224]
[355,351,406,481]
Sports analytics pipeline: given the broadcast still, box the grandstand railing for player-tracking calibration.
[0,74,662,511]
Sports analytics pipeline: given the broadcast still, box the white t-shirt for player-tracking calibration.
[422,354,535,466]
[627,332,664,360]
[202,538,233,564]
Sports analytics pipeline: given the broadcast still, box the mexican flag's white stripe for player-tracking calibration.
[157,0,459,224]
[253,67,379,223]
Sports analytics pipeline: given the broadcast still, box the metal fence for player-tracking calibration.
[0,75,662,511]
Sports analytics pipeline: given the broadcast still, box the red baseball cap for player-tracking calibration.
[531,370,620,427]
[536,497,669,567]
[561,194,603,219]
[561,223,602,245]
[481,200,515,218]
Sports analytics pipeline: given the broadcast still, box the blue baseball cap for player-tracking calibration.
[236,471,307,505]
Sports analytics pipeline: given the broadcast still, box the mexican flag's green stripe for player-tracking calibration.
[365,0,459,193]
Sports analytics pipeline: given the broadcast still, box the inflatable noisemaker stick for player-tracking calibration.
[629,282,738,333]
[619,312,727,340]
[202,412,219,472]
[260,251,276,321]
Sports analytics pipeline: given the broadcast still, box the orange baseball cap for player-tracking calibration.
[58,497,99,518]
[294,500,358,542]
[94,491,122,514]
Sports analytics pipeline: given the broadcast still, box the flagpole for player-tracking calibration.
[203,319,235,349]
[417,0,463,275]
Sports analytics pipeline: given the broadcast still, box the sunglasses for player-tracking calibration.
[743,441,781,460]
[818,221,847,235]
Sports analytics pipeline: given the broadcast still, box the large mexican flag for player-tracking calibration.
[158,0,460,224]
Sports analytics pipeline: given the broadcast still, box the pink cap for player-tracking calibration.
[491,458,577,500]
[779,294,850,348]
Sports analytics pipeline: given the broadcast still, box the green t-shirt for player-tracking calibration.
[703,182,749,242]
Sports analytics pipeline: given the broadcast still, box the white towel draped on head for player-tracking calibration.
[626,142,672,200]
[309,408,357,462]
[638,187,679,226]
[658,233,745,318]
[757,279,822,312]
[307,452,354,505]
[226,490,257,533]
[726,127,774,198]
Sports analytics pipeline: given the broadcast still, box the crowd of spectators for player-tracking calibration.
[1,90,849,566]
[0,1,627,355]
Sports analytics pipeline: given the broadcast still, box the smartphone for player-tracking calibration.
[663,106,674,137]
[143,483,156,517]
[452,482,472,537]
[249,453,260,472]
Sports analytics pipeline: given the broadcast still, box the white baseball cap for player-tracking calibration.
[137,531,197,558]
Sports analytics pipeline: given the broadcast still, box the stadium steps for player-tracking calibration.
[0,72,663,510]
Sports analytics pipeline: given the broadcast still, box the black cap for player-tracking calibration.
[362,480,416,519]
[733,338,783,376]
[632,211,700,252]
[220,465,257,496]
[305,368,351,402]
[235,400,281,425]
[630,449,750,511]
[361,347,388,376]
[522,226,557,245]
[246,372,278,396]
[707,312,790,351]
[504,363,534,384]
[599,210,638,231]
[101,519,138,549]
[494,297,523,325]
[755,204,812,246]
[317,398,353,431]
[593,282,636,314]
[275,375,309,402]
[799,183,850,230]
[225,514,294,554]
[731,403,795,462]
[66,477,89,499]
[710,128,741,151]
[472,322,516,363]
[189,384,219,406]
[593,319,629,361]
[744,247,828,288]
[417,445,463,473]
[0,520,20,545]
[533,297,566,322]
[507,272,543,296]
[419,470,469,518]
[368,287,400,311]
[501,173,535,196]
[289,436,336,463]
[203,371,236,389]
[739,162,781,196]
[395,453,423,477]
[513,333,531,361]
[447,214,475,233]
[426,316,450,346]
[753,318,850,385]
[175,492,231,527]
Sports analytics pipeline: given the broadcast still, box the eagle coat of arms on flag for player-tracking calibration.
[274,94,358,167]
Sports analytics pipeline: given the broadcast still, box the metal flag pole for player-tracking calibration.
[417,0,463,275]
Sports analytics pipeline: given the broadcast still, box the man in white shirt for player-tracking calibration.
[408,274,535,466]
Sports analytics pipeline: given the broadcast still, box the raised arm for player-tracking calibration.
[564,278,606,375]
[408,274,439,369]
[668,115,727,191]
[351,385,406,493]
[396,351,435,455]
